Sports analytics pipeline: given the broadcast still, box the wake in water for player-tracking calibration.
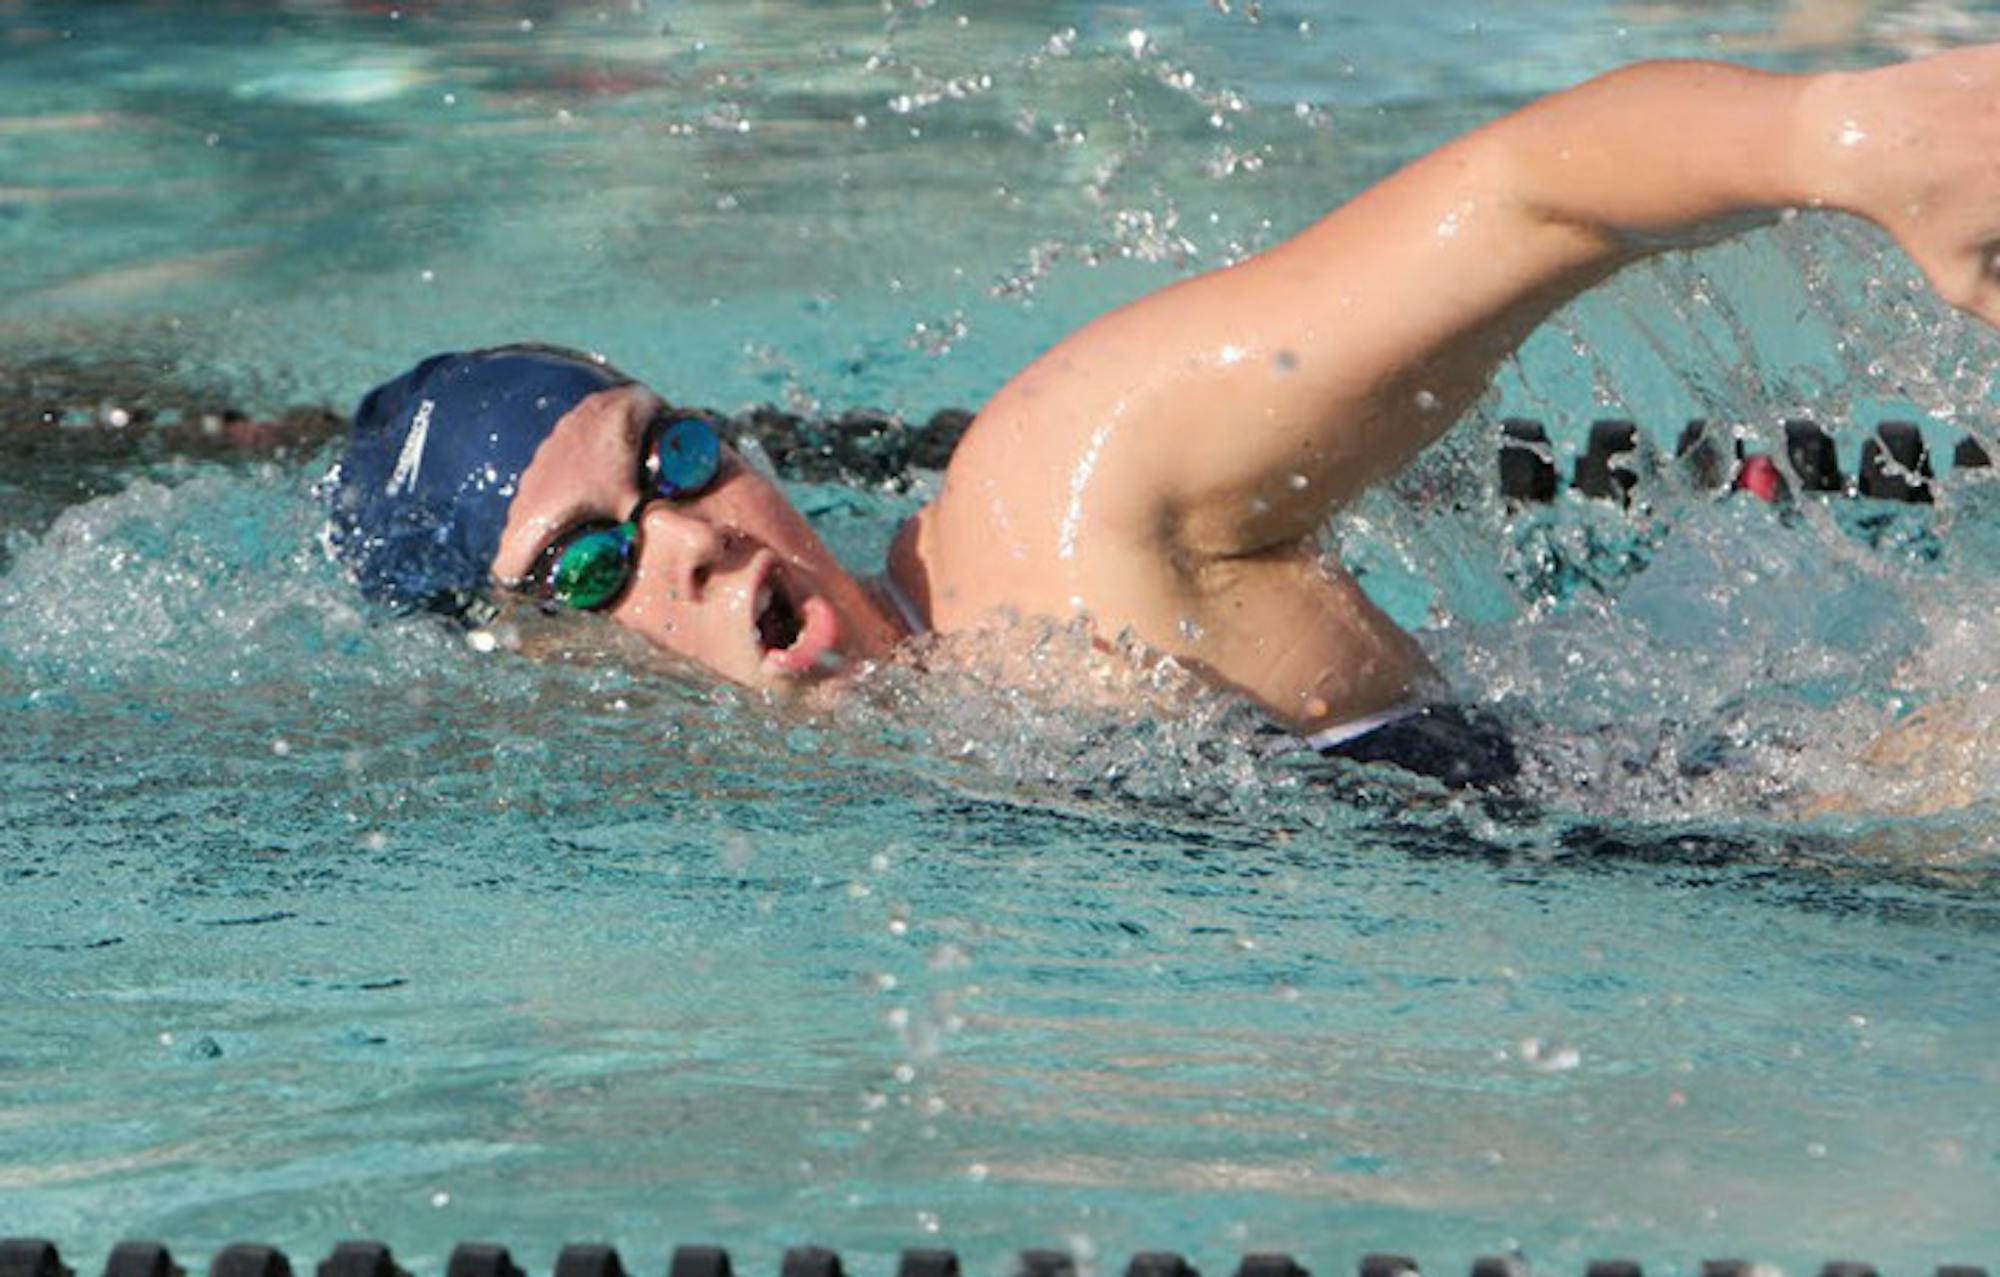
[2,384,1995,877]
[8,209,2000,873]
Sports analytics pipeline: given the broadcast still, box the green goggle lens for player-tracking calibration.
[547,524,636,611]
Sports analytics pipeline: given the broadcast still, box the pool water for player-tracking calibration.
[2,1,1998,1272]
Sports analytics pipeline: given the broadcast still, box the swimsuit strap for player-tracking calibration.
[875,569,930,638]
[1300,699,1424,752]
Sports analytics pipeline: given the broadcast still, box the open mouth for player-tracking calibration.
[753,577,804,652]
[750,560,843,677]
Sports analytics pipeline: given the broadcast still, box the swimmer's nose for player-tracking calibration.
[636,503,726,601]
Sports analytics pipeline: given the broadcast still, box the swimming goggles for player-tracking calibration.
[520,411,725,612]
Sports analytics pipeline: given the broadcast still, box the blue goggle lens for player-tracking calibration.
[648,415,723,499]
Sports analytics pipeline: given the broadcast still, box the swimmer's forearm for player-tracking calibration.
[1289,61,1828,337]
[1487,53,2000,321]
[1490,60,1818,247]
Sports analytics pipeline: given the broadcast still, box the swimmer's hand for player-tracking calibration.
[1797,45,2000,330]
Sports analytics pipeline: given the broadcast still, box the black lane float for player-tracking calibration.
[1497,417,1993,507]
[0,1240,1987,1277]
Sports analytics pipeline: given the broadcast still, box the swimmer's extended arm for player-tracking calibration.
[915,47,2000,727]
[963,47,2000,558]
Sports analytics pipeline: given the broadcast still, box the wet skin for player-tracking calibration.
[504,47,2000,738]
[491,384,905,694]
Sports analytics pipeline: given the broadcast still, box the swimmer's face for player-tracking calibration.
[492,385,904,691]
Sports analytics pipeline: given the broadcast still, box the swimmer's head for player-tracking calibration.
[323,344,905,690]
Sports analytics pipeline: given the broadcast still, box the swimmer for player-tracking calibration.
[324,45,2000,791]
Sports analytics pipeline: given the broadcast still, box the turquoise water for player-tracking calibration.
[3,1,1999,1272]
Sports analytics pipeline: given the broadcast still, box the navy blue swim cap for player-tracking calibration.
[321,345,632,616]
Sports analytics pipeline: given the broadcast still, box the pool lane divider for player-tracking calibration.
[15,383,1990,512]
[0,1240,1987,1277]
[1498,417,1993,508]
